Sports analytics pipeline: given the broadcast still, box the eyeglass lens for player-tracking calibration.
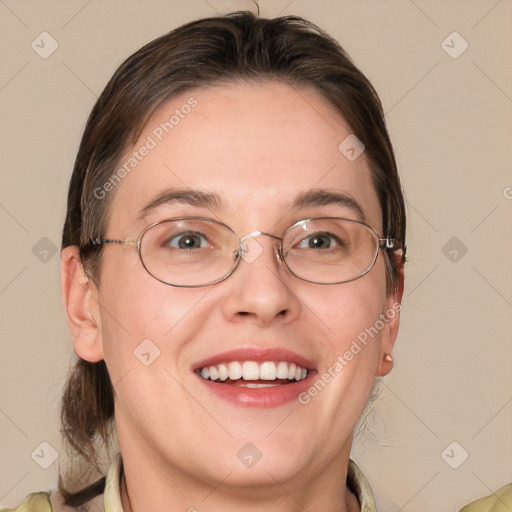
[139,218,380,286]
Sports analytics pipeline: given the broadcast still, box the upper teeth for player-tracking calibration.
[198,361,308,382]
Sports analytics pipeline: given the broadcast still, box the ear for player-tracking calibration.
[60,246,104,363]
[377,250,405,377]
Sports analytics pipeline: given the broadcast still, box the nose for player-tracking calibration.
[220,231,301,326]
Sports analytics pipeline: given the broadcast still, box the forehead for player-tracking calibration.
[107,80,382,233]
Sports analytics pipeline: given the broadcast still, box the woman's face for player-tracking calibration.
[75,81,401,488]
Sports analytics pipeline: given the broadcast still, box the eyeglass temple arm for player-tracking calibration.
[90,238,138,247]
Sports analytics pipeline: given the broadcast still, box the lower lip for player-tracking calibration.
[196,372,316,408]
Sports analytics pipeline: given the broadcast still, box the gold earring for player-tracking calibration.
[384,353,393,363]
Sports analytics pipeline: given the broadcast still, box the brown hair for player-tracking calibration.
[59,10,407,508]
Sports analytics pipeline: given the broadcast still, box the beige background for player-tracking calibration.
[1,1,511,510]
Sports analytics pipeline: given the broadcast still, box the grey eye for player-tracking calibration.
[296,232,343,249]
[166,231,210,249]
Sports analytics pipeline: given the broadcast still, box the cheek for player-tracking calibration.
[294,273,387,444]
[300,258,388,412]
[96,257,209,380]
[96,276,211,435]
[310,257,388,349]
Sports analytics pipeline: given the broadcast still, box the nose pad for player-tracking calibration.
[240,236,264,264]
[237,231,283,266]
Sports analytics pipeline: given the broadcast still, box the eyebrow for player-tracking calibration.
[138,187,366,223]
[292,189,366,223]
[138,189,228,220]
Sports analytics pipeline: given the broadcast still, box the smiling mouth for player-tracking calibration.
[196,360,308,387]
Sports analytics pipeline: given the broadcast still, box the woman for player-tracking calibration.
[2,10,406,511]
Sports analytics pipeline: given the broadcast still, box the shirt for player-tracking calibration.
[459,483,512,512]
[0,454,376,512]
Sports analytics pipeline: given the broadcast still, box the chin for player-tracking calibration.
[205,432,316,487]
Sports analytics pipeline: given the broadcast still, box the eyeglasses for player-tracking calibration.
[86,216,395,287]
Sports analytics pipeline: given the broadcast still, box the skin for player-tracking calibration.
[61,80,404,512]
